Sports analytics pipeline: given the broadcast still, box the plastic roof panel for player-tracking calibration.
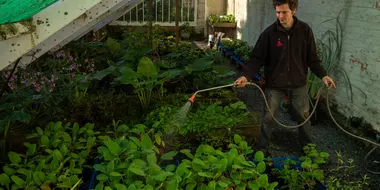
[0,0,59,25]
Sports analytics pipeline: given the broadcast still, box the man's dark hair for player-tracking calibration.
[273,0,298,10]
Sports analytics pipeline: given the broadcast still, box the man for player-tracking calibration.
[234,0,336,155]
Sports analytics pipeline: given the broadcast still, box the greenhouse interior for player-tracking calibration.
[0,0,380,189]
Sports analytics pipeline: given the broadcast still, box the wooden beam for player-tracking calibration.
[175,0,180,48]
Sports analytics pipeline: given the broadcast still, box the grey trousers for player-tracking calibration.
[256,85,312,151]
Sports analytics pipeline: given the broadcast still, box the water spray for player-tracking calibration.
[186,81,380,174]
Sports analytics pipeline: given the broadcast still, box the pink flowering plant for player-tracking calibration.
[0,51,97,139]
[2,50,96,97]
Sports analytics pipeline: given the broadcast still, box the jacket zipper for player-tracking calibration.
[287,35,290,71]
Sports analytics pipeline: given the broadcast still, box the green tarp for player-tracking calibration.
[0,0,59,25]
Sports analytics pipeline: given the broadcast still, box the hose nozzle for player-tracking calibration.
[188,94,196,103]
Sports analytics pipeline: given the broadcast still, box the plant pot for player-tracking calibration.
[212,22,237,28]
[181,32,191,39]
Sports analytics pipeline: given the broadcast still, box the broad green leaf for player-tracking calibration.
[8,152,21,164]
[93,164,106,173]
[219,158,228,172]
[98,146,113,161]
[248,181,260,190]
[60,145,69,157]
[158,69,183,83]
[207,155,218,164]
[94,183,104,190]
[185,57,213,72]
[16,168,29,176]
[180,149,194,159]
[40,135,49,146]
[36,159,45,171]
[96,173,109,181]
[185,182,196,190]
[161,151,178,160]
[53,150,63,161]
[320,152,329,158]
[312,169,324,181]
[254,151,264,162]
[268,182,278,190]
[26,143,36,157]
[110,172,123,177]
[201,145,214,154]
[117,163,129,169]
[217,179,229,188]
[236,182,246,190]
[152,171,169,182]
[50,157,59,170]
[192,158,206,171]
[33,171,45,185]
[258,174,268,187]
[208,181,216,189]
[105,186,112,190]
[128,167,145,176]
[198,172,214,178]
[116,124,129,132]
[60,132,72,143]
[128,159,146,176]
[154,134,161,145]
[115,183,127,190]
[301,159,312,169]
[0,173,10,186]
[90,66,118,80]
[36,127,43,135]
[104,140,121,155]
[141,134,153,151]
[147,153,157,165]
[165,165,176,172]
[137,56,157,78]
[227,148,238,167]
[116,66,138,85]
[106,160,115,174]
[234,134,242,144]
[2,166,15,176]
[127,184,137,190]
[166,178,178,190]
[11,175,25,188]
[256,161,266,173]
[8,111,31,123]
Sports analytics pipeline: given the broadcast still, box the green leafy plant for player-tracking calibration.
[181,101,252,135]
[272,144,329,189]
[325,151,369,190]
[166,134,278,190]
[208,14,236,24]
[92,124,172,190]
[0,122,98,189]
[235,44,252,62]
[90,56,181,110]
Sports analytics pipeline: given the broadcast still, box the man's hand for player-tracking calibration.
[322,76,336,89]
[234,76,248,88]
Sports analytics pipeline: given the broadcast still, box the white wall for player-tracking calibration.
[235,0,380,132]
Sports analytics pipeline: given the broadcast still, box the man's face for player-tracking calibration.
[275,4,296,27]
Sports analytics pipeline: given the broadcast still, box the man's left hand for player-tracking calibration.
[322,76,336,89]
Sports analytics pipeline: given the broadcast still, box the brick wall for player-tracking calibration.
[236,0,380,132]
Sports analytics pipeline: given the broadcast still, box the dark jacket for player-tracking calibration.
[243,16,327,89]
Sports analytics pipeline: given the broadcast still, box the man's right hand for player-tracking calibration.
[234,76,248,88]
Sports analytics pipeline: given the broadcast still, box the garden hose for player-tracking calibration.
[188,81,380,174]
[245,81,380,175]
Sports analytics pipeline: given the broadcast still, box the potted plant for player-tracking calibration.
[180,22,192,39]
